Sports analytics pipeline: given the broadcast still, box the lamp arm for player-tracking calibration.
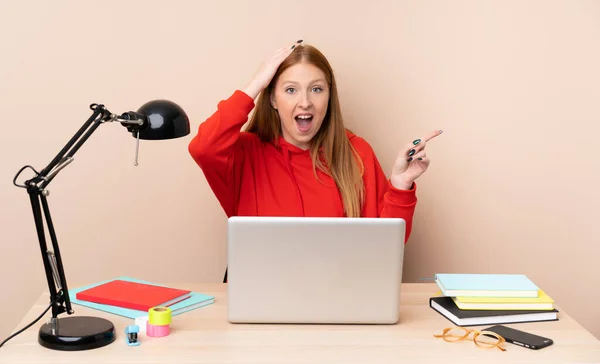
[36,104,108,182]
[12,103,144,322]
[27,105,144,190]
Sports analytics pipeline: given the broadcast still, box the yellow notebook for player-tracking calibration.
[452,290,555,310]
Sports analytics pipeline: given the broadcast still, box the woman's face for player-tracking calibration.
[271,62,330,150]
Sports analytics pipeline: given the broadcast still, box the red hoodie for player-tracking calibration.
[188,90,417,242]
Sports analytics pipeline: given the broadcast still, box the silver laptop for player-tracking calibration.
[226,216,405,324]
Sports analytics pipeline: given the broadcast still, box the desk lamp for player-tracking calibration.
[10,100,190,351]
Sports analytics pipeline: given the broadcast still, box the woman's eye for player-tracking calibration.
[285,88,296,94]
[312,87,322,92]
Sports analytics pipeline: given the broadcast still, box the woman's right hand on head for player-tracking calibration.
[243,40,303,99]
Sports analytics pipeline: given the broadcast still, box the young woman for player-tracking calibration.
[188,40,441,249]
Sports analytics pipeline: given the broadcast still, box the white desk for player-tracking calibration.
[1,283,599,363]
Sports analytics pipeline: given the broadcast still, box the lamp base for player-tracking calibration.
[38,316,115,351]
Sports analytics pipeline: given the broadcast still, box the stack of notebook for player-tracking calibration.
[429,273,559,326]
[69,276,215,319]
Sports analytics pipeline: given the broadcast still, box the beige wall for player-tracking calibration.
[1,0,599,342]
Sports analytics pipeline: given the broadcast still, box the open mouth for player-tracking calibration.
[295,114,313,132]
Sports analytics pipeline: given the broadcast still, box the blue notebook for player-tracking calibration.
[68,276,215,319]
[434,273,539,298]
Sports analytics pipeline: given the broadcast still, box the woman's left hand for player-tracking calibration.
[390,130,443,190]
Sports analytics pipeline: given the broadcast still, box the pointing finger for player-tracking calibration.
[424,129,443,142]
[405,130,442,156]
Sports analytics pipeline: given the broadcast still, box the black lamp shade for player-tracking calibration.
[136,100,190,140]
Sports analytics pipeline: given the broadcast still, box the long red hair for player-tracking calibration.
[245,45,365,217]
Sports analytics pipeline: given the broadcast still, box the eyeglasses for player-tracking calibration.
[434,326,507,351]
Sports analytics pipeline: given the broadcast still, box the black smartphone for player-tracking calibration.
[482,325,553,350]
